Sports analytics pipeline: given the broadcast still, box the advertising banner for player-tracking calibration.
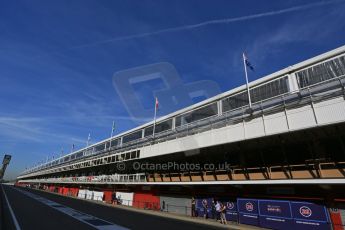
[196,198,212,218]
[291,202,330,230]
[239,213,259,226]
[224,201,238,222]
[259,200,293,229]
[238,199,259,214]
[259,200,291,218]
[238,199,259,226]
[291,202,328,221]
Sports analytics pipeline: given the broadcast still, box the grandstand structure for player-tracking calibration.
[17,45,345,199]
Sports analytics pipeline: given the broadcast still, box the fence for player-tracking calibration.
[16,183,345,230]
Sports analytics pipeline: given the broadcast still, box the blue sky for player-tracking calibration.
[1,0,345,179]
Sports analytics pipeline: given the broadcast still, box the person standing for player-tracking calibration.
[211,199,217,219]
[202,199,208,219]
[161,200,166,211]
[191,197,196,217]
[220,202,227,225]
[215,201,221,221]
[111,191,117,205]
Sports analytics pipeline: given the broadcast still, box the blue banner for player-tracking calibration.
[291,202,328,222]
[259,216,294,230]
[224,201,238,222]
[259,200,292,218]
[195,198,212,218]
[238,199,259,226]
[238,199,258,214]
[195,197,331,230]
[291,202,330,230]
[258,200,293,230]
[239,213,259,226]
[292,220,330,230]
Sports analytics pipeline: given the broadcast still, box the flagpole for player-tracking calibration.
[152,98,158,139]
[243,53,252,108]
[111,121,115,138]
[87,133,91,146]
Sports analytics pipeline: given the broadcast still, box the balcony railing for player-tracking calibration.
[19,161,345,185]
[21,75,345,177]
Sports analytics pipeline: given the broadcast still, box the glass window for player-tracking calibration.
[76,152,83,158]
[222,76,289,112]
[144,119,172,137]
[94,143,105,152]
[222,92,249,112]
[296,55,345,88]
[123,130,142,143]
[175,103,218,127]
[130,151,136,159]
[110,139,119,148]
[84,148,93,156]
[250,76,289,103]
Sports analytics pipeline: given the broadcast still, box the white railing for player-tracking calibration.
[19,173,146,184]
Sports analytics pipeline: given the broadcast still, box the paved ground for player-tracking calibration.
[0,184,242,230]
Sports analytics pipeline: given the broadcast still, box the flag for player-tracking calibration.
[243,53,254,71]
[153,97,159,138]
[112,121,115,132]
[155,97,159,110]
[87,133,91,146]
[110,121,115,138]
[112,121,115,133]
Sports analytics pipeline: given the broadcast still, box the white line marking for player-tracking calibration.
[1,185,22,230]
[12,186,129,230]
[21,178,345,185]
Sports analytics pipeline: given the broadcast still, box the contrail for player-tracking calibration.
[36,0,344,57]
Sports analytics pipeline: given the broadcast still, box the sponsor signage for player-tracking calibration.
[239,213,259,226]
[238,199,259,226]
[259,216,294,230]
[291,202,330,230]
[196,198,212,217]
[194,197,331,230]
[259,200,293,230]
[238,199,258,214]
[224,201,238,221]
[259,200,291,218]
[291,202,328,221]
